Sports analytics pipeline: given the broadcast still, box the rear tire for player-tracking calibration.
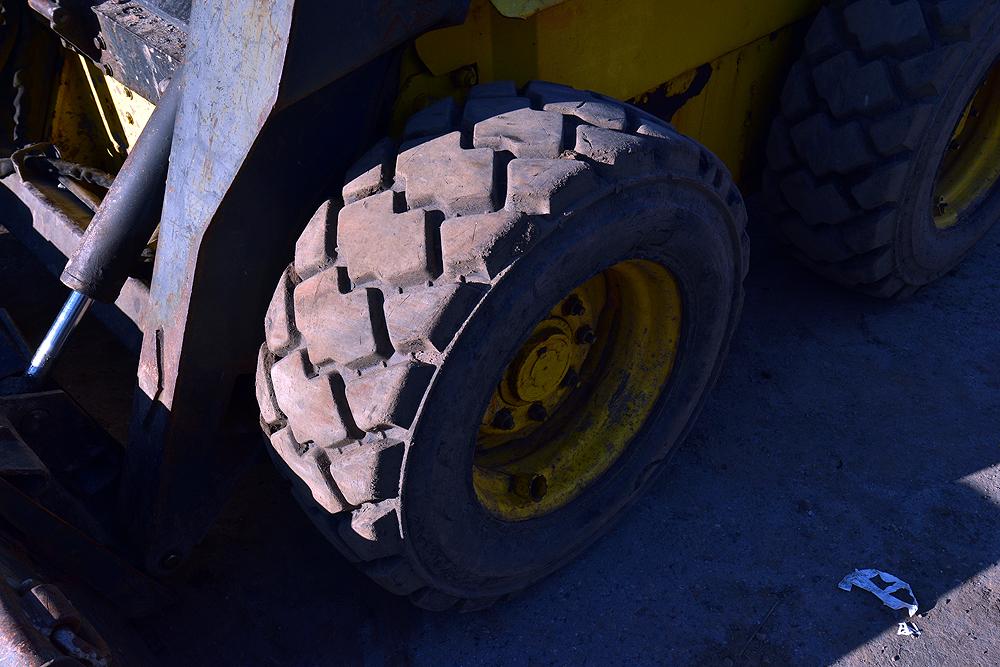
[256,81,748,610]
[764,0,1000,297]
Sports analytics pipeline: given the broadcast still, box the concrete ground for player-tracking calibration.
[1,215,998,666]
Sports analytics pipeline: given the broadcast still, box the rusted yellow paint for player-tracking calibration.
[407,0,820,182]
[650,27,806,182]
[418,0,820,102]
[474,260,682,521]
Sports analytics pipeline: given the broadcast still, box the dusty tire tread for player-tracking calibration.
[259,80,747,611]
[763,0,994,296]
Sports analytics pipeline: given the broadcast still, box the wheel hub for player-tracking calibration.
[508,326,573,403]
[473,260,683,521]
[933,58,1000,229]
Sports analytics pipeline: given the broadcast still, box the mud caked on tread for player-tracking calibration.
[764,0,1000,296]
[257,80,748,610]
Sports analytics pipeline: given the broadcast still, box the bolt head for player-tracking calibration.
[527,403,547,422]
[562,295,586,317]
[576,326,596,345]
[491,408,515,430]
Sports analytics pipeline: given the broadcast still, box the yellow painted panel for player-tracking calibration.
[657,27,805,183]
[50,53,155,173]
[418,0,821,101]
[103,70,155,150]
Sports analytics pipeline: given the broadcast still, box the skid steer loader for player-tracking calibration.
[0,0,997,662]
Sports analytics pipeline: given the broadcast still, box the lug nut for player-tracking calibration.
[562,294,586,317]
[561,368,579,388]
[512,474,548,502]
[491,408,515,430]
[527,403,547,421]
[576,326,596,344]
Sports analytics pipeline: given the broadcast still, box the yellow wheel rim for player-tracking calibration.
[933,59,1000,229]
[473,259,682,521]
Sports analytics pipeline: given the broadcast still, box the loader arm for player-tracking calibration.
[0,0,469,576]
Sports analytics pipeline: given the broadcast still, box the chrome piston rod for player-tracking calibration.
[24,290,93,380]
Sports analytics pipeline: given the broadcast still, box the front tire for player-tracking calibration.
[256,81,747,610]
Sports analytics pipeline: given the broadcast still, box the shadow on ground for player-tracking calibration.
[2,215,998,666]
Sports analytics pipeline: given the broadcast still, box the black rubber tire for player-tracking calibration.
[763,0,1000,297]
[256,81,748,611]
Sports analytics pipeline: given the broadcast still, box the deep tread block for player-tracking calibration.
[841,211,896,254]
[574,125,654,177]
[804,7,840,63]
[439,210,532,280]
[256,344,284,427]
[270,428,350,514]
[473,108,565,159]
[342,138,394,205]
[271,350,353,447]
[812,53,896,119]
[338,191,442,287]
[780,62,816,122]
[844,0,931,58]
[626,107,671,134]
[929,0,986,42]
[868,104,935,156]
[895,44,968,98]
[523,80,590,106]
[344,361,434,431]
[789,115,873,176]
[505,158,597,214]
[779,171,856,226]
[294,276,392,368]
[337,499,403,561]
[295,201,338,280]
[328,440,404,506]
[542,100,628,130]
[403,97,458,139]
[264,266,300,355]
[396,132,498,216]
[850,161,911,210]
[384,282,486,353]
[765,119,796,173]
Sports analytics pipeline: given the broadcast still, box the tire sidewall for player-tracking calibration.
[899,11,1000,284]
[399,179,742,598]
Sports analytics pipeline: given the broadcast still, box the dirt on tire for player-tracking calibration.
[256,80,748,610]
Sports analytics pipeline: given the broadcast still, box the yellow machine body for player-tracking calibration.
[400,0,823,183]
[50,0,821,187]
